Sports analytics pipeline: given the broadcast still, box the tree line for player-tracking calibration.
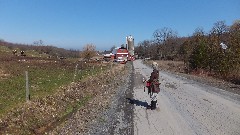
[0,40,100,61]
[0,40,80,58]
[135,20,240,83]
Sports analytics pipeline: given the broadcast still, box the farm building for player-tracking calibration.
[114,46,129,62]
[103,52,114,61]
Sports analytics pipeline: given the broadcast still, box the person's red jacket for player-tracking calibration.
[148,69,160,93]
[149,69,158,82]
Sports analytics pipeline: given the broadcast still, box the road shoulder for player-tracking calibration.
[85,62,134,135]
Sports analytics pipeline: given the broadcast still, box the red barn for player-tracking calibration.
[115,47,129,62]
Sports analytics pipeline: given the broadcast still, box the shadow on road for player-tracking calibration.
[126,98,149,108]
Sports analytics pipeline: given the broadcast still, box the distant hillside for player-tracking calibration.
[0,41,80,58]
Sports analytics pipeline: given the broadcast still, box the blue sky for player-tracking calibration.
[0,0,239,50]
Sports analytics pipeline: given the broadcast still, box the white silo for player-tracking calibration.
[126,35,134,56]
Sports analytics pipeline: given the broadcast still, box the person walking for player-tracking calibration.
[147,62,160,110]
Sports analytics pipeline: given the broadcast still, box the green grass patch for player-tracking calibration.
[59,95,92,120]
[0,57,106,117]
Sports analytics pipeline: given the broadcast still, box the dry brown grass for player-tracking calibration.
[156,60,185,73]
[145,60,185,73]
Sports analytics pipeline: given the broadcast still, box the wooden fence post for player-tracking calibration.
[73,64,79,82]
[25,71,30,102]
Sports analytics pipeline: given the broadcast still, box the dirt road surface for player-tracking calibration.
[132,60,240,135]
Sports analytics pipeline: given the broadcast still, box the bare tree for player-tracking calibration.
[210,21,229,48]
[81,44,96,61]
[211,21,229,37]
[153,27,177,45]
[153,27,178,59]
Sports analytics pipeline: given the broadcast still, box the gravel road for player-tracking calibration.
[132,60,240,135]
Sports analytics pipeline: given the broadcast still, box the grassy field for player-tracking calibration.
[0,44,124,134]
[0,47,105,117]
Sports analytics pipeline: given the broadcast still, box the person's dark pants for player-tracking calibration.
[149,101,157,110]
[151,101,157,110]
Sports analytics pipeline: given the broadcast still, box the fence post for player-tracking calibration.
[25,71,30,102]
[73,64,79,82]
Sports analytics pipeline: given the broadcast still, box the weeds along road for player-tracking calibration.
[132,60,240,135]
